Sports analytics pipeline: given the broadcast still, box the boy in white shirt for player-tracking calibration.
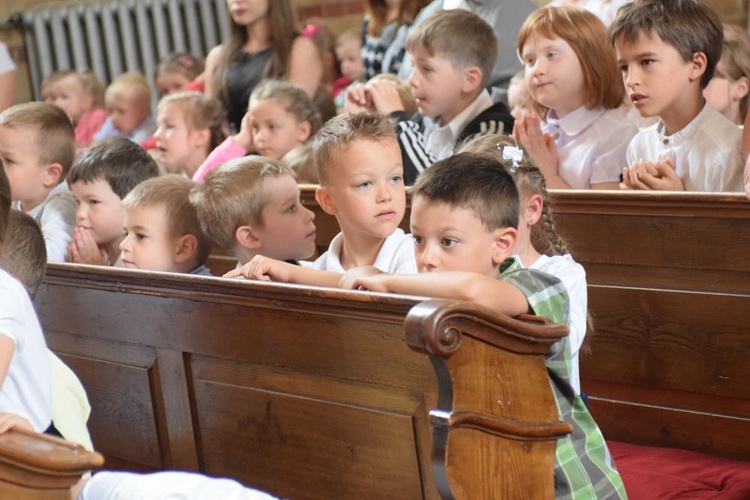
[611,0,744,192]
[226,112,416,285]
[0,102,76,261]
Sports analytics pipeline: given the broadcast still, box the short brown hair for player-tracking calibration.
[608,0,723,88]
[716,24,750,120]
[518,7,624,114]
[250,79,322,137]
[56,70,106,107]
[68,138,159,199]
[106,72,152,105]
[411,152,519,232]
[0,210,46,295]
[123,175,212,266]
[312,112,397,185]
[406,9,497,88]
[189,157,294,253]
[157,92,228,151]
[0,102,75,178]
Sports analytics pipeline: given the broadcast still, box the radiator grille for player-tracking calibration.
[20,0,229,103]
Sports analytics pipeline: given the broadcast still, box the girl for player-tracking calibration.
[193,79,321,182]
[704,24,750,126]
[154,92,228,178]
[514,7,637,189]
[52,70,109,150]
[459,133,589,394]
[155,52,205,97]
[204,0,323,133]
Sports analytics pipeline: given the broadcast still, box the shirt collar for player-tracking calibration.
[655,100,711,141]
[546,106,605,137]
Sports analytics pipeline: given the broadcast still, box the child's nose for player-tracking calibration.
[119,234,132,252]
[75,205,87,223]
[376,183,393,202]
[418,245,437,271]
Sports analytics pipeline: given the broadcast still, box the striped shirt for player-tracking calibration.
[500,257,627,499]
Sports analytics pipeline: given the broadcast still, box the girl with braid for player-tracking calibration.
[459,134,588,393]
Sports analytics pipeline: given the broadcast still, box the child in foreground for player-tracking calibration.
[120,175,213,275]
[342,152,625,499]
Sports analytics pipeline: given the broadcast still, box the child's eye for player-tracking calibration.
[441,238,458,248]
[524,57,535,66]
[356,180,372,189]
[641,59,654,67]
[412,235,423,245]
[390,175,403,184]
[135,233,146,241]
[619,64,628,73]
[286,204,297,213]
[546,51,557,59]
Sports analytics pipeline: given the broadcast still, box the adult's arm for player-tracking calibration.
[286,35,323,96]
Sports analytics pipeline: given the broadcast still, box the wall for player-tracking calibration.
[0,0,747,103]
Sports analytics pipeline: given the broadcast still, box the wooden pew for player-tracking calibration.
[34,264,571,499]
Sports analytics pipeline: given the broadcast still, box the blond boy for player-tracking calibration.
[189,156,317,268]
[95,72,156,143]
[68,138,159,266]
[226,112,416,285]
[0,102,76,262]
[120,175,213,275]
[344,153,626,499]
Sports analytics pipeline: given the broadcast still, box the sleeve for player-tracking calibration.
[708,132,744,192]
[0,280,24,350]
[388,236,417,275]
[389,111,436,185]
[0,43,16,74]
[192,136,249,182]
[39,193,76,262]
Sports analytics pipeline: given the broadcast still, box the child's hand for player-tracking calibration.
[365,79,404,115]
[621,158,682,191]
[344,83,375,113]
[351,273,392,293]
[0,413,33,434]
[223,255,295,282]
[68,227,108,265]
[234,110,254,151]
[513,114,559,179]
[339,266,384,289]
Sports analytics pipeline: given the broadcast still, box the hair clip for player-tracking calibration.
[300,24,320,37]
[501,143,523,174]
[178,55,194,68]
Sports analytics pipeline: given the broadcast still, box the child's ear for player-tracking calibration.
[461,66,483,94]
[234,225,262,251]
[689,52,708,83]
[523,194,544,227]
[174,234,198,264]
[491,227,517,266]
[192,127,211,149]
[296,120,312,143]
[732,76,750,101]
[315,186,338,216]
[42,163,63,188]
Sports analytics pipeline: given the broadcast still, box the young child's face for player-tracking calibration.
[70,178,126,247]
[0,125,52,209]
[520,32,587,118]
[41,81,57,104]
[507,80,531,121]
[251,174,317,261]
[248,98,310,160]
[154,103,205,174]
[408,46,471,125]
[120,205,181,272]
[410,196,507,277]
[615,32,703,120]
[155,71,192,98]
[320,139,405,243]
[336,39,364,81]
[53,75,93,124]
[106,94,149,135]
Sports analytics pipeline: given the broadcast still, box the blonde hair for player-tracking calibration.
[282,144,317,183]
[57,70,106,107]
[312,112,396,185]
[336,27,361,50]
[369,73,417,116]
[105,72,152,106]
[406,9,497,88]
[157,92,228,150]
[189,157,294,253]
[519,7,624,116]
[0,102,75,178]
[122,175,212,266]
[250,79,322,136]
[716,24,750,121]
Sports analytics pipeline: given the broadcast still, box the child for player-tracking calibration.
[155,52,205,97]
[351,9,514,185]
[515,6,637,189]
[67,138,160,266]
[154,92,227,178]
[193,79,321,182]
[459,134,588,393]
[703,24,750,126]
[120,175,213,275]
[39,71,66,104]
[0,102,76,262]
[225,112,416,285]
[335,28,365,96]
[612,0,744,192]
[190,156,317,267]
[94,72,157,143]
[507,70,532,121]
[343,152,626,499]
[52,70,109,150]
[282,144,317,183]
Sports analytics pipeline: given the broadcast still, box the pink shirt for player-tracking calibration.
[192,136,248,182]
[76,107,109,148]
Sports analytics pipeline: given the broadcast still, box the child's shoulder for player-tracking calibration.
[499,257,569,325]
[530,254,586,284]
[458,99,514,142]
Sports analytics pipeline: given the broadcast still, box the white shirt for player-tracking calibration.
[12,182,76,262]
[307,228,417,274]
[0,42,16,74]
[528,254,587,394]
[543,106,638,188]
[423,89,494,160]
[626,103,744,192]
[0,269,52,432]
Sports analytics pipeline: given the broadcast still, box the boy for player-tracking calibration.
[344,153,626,499]
[94,72,156,144]
[68,137,160,266]
[347,9,514,185]
[225,112,416,285]
[190,156,317,267]
[120,175,213,275]
[611,0,744,192]
[0,102,76,262]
